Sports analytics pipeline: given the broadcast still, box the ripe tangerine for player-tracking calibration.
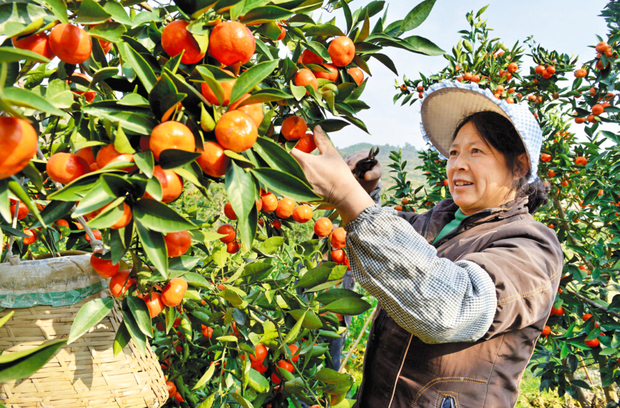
[295,133,316,153]
[47,153,90,185]
[292,205,313,223]
[12,32,54,60]
[164,230,191,257]
[328,36,355,67]
[161,20,205,65]
[294,68,318,93]
[48,23,92,65]
[314,217,333,237]
[224,201,237,220]
[90,250,120,278]
[149,121,196,161]
[209,21,256,66]
[281,116,307,141]
[276,197,295,218]
[196,141,230,178]
[313,63,338,82]
[161,278,188,307]
[347,67,364,85]
[0,117,38,180]
[261,193,278,213]
[109,271,135,298]
[147,166,183,203]
[215,110,258,153]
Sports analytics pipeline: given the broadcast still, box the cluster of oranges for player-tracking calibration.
[534,64,556,79]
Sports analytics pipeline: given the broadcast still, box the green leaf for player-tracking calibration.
[216,335,238,342]
[230,60,279,105]
[0,311,14,329]
[296,263,335,289]
[241,262,273,278]
[159,150,201,169]
[312,367,352,384]
[8,180,44,227]
[88,21,126,42]
[288,309,322,330]
[113,321,131,356]
[256,236,284,254]
[0,48,50,64]
[234,89,293,107]
[127,295,153,338]
[304,23,344,37]
[250,168,321,202]
[253,137,307,182]
[29,200,74,229]
[401,35,444,56]
[67,298,114,344]
[372,53,398,75]
[0,339,67,383]
[41,0,68,23]
[91,67,119,85]
[103,1,133,25]
[121,309,147,356]
[72,180,116,217]
[86,197,126,229]
[75,0,112,24]
[284,311,305,343]
[183,271,211,288]
[82,103,157,134]
[399,0,436,35]
[3,87,66,117]
[226,162,257,247]
[122,42,157,93]
[314,289,362,305]
[193,362,216,389]
[323,297,371,315]
[240,6,293,25]
[0,180,10,223]
[134,150,155,178]
[169,256,200,277]
[197,394,216,408]
[133,198,195,233]
[135,220,168,279]
[248,368,270,393]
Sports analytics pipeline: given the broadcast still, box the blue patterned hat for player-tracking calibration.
[420,80,542,183]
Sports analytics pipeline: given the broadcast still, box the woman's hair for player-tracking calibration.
[453,111,549,214]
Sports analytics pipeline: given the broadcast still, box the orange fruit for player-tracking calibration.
[226,240,240,254]
[276,197,295,218]
[149,121,196,161]
[110,202,132,229]
[294,68,318,92]
[217,223,236,243]
[47,152,90,185]
[85,229,102,242]
[209,21,256,66]
[541,153,552,162]
[281,116,307,141]
[147,166,183,203]
[96,144,135,170]
[295,133,316,153]
[200,73,235,105]
[224,201,237,220]
[271,219,282,230]
[164,230,191,257]
[48,23,92,65]
[507,62,518,73]
[215,111,258,153]
[255,198,262,212]
[161,278,187,307]
[300,49,323,65]
[328,36,355,67]
[23,229,37,245]
[68,73,96,103]
[0,117,38,180]
[288,344,300,363]
[166,381,177,398]
[592,104,604,115]
[197,141,230,178]
[347,67,364,85]
[144,292,165,318]
[10,201,29,220]
[235,102,264,127]
[109,271,135,298]
[574,68,587,78]
[276,24,286,41]
[331,249,345,263]
[202,325,214,339]
[313,64,338,81]
[90,250,120,278]
[596,41,609,53]
[12,32,54,60]
[75,146,96,165]
[330,227,346,249]
[314,217,332,237]
[292,205,313,223]
[161,20,205,64]
[261,193,278,213]
[250,343,268,363]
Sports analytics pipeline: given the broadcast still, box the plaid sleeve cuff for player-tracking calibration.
[345,206,497,344]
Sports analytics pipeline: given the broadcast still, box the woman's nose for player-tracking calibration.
[450,154,468,171]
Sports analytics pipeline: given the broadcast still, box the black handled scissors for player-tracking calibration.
[353,147,379,179]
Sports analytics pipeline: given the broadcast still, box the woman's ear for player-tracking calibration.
[514,153,529,179]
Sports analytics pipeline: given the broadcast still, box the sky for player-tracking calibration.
[317,0,611,148]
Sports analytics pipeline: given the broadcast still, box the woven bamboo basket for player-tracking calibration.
[0,254,168,408]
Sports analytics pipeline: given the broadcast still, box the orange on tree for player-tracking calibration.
[271,360,294,384]
[295,133,317,153]
[164,230,191,257]
[585,337,600,347]
[23,229,37,245]
[0,117,38,179]
[96,144,135,170]
[507,62,518,73]
[149,121,196,161]
[596,41,609,53]
[161,20,205,65]
[85,229,102,242]
[196,141,230,178]
[276,24,286,41]
[583,313,593,321]
[68,73,96,103]
[223,201,237,220]
[328,36,355,67]
[12,32,54,60]
[288,344,300,363]
[109,271,135,298]
[75,146,96,166]
[592,104,605,115]
[234,102,264,127]
[209,21,256,66]
[48,23,92,65]
[313,63,339,81]
[201,324,214,339]
[292,205,313,223]
[541,153,552,162]
[276,197,295,218]
[226,240,240,254]
[550,306,564,316]
[166,381,177,398]
[46,152,90,185]
[347,67,364,85]
[250,344,268,363]
[535,65,545,75]
[146,166,183,203]
[90,250,120,278]
[161,278,188,307]
[200,71,235,105]
[300,49,323,65]
[330,227,347,249]
[109,202,132,229]
[217,223,236,243]
[215,110,258,153]
[575,156,588,166]
[271,219,282,230]
[542,325,551,337]
[143,292,165,318]
[294,68,318,92]
[261,193,278,213]
[10,201,28,220]
[252,362,267,373]
[314,217,333,237]
[575,68,587,78]
[281,116,307,141]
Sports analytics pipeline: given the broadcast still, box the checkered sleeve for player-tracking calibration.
[369,180,382,205]
[345,205,497,344]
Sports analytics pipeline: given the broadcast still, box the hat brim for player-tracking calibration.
[421,87,518,157]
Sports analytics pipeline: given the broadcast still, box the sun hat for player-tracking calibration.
[420,80,542,183]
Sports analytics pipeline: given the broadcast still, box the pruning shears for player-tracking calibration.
[353,147,380,179]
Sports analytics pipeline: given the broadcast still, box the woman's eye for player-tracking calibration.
[449,150,457,156]
[472,148,481,153]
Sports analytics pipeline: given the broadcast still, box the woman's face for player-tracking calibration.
[447,121,524,215]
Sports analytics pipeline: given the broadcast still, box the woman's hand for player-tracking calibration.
[291,126,375,225]
[344,149,382,193]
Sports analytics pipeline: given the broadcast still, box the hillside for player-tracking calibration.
[336,142,427,189]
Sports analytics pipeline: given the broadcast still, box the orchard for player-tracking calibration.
[0,0,444,407]
[389,3,620,407]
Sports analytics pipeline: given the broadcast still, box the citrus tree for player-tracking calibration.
[391,4,620,407]
[0,0,445,406]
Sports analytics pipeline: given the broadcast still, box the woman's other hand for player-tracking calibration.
[344,149,382,193]
[291,126,375,225]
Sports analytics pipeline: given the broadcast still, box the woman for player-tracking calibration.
[291,81,563,408]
